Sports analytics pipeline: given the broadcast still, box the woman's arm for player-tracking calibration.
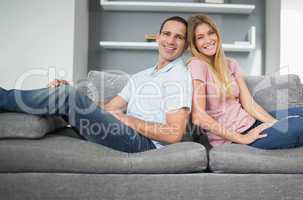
[192,79,270,144]
[236,75,278,123]
[192,80,251,143]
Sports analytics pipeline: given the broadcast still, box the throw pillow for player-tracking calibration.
[0,112,67,139]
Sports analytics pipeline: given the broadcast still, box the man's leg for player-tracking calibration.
[0,86,156,153]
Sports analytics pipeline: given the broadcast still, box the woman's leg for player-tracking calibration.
[268,106,303,119]
[0,86,156,153]
[249,107,303,149]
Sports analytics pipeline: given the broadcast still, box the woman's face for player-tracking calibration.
[194,23,218,57]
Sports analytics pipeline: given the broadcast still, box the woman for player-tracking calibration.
[187,14,303,149]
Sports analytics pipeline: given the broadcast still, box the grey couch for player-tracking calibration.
[1,71,303,200]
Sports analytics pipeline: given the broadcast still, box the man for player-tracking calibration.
[0,16,192,153]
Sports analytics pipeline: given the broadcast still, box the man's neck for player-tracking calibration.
[156,58,175,71]
[156,62,167,71]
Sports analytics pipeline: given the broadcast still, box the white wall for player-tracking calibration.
[0,0,88,89]
[265,0,303,78]
[280,0,303,78]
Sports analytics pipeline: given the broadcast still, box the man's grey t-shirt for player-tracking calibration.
[118,58,192,149]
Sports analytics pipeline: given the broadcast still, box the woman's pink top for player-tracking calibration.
[188,57,256,146]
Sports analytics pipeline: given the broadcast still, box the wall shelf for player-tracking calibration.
[100,26,256,52]
[100,0,255,14]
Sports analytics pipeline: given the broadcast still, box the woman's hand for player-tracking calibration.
[239,122,275,144]
[47,79,70,88]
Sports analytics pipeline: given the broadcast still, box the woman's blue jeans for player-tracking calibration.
[0,86,156,153]
[247,107,303,149]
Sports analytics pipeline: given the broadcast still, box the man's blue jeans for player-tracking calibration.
[248,107,303,149]
[0,86,156,153]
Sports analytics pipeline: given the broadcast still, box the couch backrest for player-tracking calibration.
[244,74,302,111]
[83,71,303,111]
[79,70,129,103]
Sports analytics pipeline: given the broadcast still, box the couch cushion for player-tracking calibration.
[0,112,67,139]
[209,143,303,173]
[0,128,207,173]
[245,74,302,111]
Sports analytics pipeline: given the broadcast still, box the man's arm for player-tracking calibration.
[97,95,128,112]
[113,108,190,144]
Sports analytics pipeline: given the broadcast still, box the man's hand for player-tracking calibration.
[239,122,276,144]
[48,79,70,88]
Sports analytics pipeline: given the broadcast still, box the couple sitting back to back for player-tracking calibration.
[1,15,303,152]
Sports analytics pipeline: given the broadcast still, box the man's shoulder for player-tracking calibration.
[131,67,153,79]
[170,59,191,76]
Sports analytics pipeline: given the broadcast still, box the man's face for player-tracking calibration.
[156,20,187,67]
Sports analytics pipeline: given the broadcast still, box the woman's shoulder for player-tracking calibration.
[187,57,209,69]
[187,57,210,81]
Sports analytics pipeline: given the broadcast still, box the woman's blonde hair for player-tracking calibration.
[187,14,234,99]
